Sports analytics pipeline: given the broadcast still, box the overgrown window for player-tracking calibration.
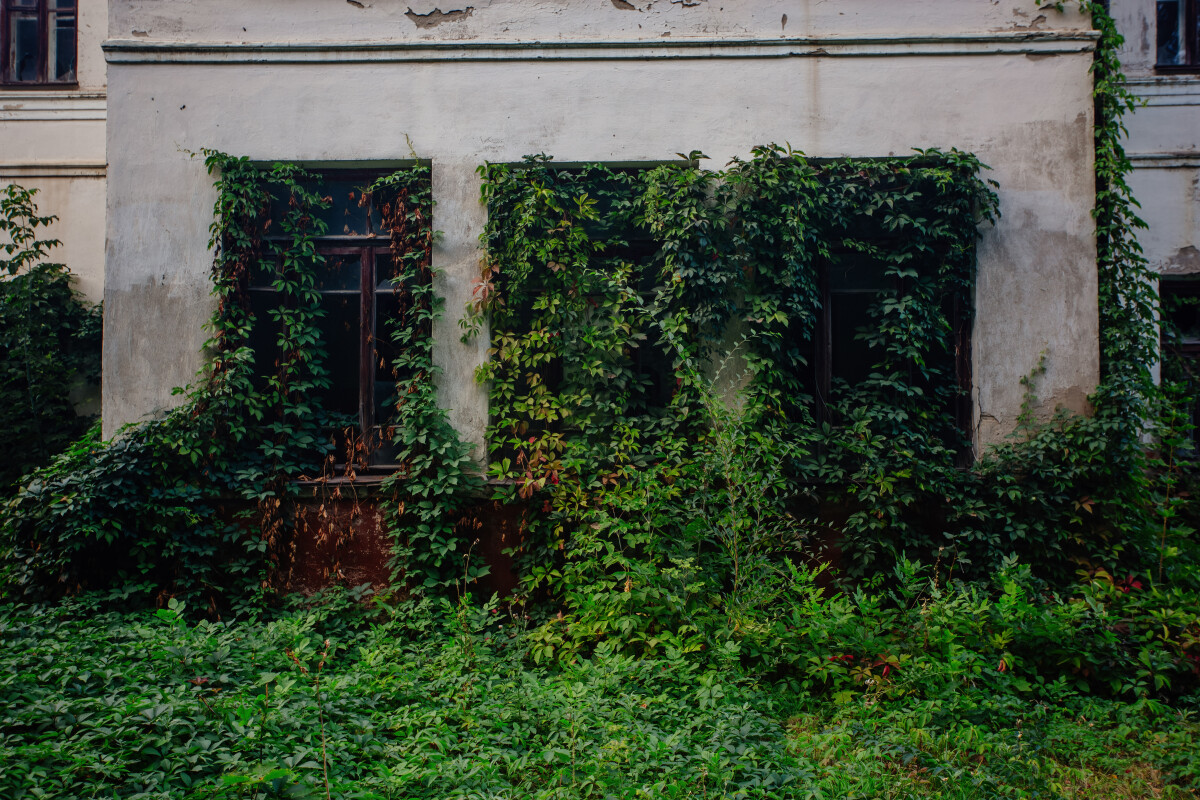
[1,0,76,85]
[1160,277,1200,444]
[475,150,991,488]
[801,246,972,437]
[249,168,429,471]
[1158,0,1199,69]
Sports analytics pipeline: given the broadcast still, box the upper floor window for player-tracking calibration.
[1158,0,1199,70]
[2,0,76,86]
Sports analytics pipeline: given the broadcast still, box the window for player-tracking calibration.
[251,169,426,471]
[798,251,972,437]
[1158,0,1199,70]
[2,0,76,85]
[1160,277,1200,445]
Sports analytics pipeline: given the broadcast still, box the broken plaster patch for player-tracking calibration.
[405,6,474,27]
[1162,245,1200,275]
[671,0,705,6]
[611,0,638,9]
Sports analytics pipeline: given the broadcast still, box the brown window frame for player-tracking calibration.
[1157,0,1200,72]
[254,168,425,474]
[1,0,78,87]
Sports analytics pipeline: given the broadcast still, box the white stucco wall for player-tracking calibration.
[0,0,107,301]
[102,0,1100,457]
[1112,0,1200,277]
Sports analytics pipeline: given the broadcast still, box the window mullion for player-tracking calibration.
[359,247,373,440]
[37,0,47,84]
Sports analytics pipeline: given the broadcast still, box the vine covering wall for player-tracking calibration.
[0,2,1184,621]
[1,157,481,609]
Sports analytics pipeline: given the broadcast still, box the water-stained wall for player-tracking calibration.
[102,0,1101,456]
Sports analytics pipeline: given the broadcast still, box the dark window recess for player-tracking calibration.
[1158,0,1199,70]
[252,171,422,471]
[1160,278,1200,449]
[798,248,972,443]
[2,0,76,85]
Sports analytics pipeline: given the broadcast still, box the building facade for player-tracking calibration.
[98,0,1104,460]
[1,0,106,302]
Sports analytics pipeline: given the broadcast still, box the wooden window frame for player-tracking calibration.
[255,168,424,473]
[1,0,78,87]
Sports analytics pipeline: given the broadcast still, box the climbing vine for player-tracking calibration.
[0,185,101,492]
[469,2,1192,643]
[1,156,480,608]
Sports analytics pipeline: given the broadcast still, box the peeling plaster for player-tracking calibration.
[1012,13,1046,30]
[611,0,638,10]
[1165,245,1200,275]
[405,6,474,27]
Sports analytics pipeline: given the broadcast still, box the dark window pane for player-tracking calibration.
[828,254,889,388]
[315,294,360,417]
[375,250,401,286]
[830,293,878,388]
[52,0,77,8]
[9,13,39,82]
[248,290,284,388]
[313,253,361,292]
[9,0,38,8]
[373,287,414,424]
[828,253,891,293]
[50,11,75,82]
[1159,0,1185,65]
[314,179,378,237]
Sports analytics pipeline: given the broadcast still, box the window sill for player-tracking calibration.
[0,81,80,90]
[1154,65,1200,75]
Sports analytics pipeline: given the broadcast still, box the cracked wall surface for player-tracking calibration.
[110,0,1091,44]
[103,0,1100,453]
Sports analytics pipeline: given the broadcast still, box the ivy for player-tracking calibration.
[0,185,101,492]
[1,156,481,608]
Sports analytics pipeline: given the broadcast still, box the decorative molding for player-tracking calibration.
[0,92,107,121]
[103,31,1098,65]
[1127,152,1200,169]
[0,163,107,178]
[1126,77,1200,107]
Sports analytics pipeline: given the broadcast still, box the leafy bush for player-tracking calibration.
[2,586,1198,799]
[0,184,101,491]
[0,592,816,799]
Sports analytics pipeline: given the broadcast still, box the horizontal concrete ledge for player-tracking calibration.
[1128,152,1200,169]
[0,92,108,121]
[103,31,1098,65]
[0,163,107,178]
[1127,77,1200,107]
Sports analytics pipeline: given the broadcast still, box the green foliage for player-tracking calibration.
[0,593,816,799]
[1,156,481,608]
[2,587,1197,798]
[0,184,100,491]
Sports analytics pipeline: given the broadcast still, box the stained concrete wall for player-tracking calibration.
[1111,0,1200,278]
[0,0,107,302]
[102,0,1101,457]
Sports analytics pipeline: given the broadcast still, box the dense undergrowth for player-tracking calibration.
[2,578,1198,799]
[3,2,1200,796]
